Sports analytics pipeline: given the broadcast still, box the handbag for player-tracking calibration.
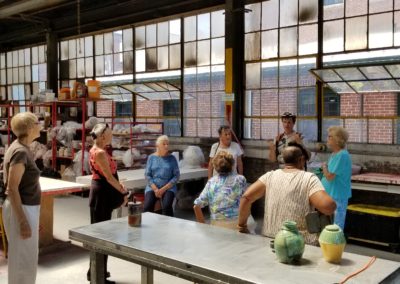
[305,210,333,234]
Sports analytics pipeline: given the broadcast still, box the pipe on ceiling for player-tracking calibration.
[0,0,68,19]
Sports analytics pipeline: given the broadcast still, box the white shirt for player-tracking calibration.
[259,169,324,245]
[209,141,243,176]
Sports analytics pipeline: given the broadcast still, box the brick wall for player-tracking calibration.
[340,92,397,143]
[96,100,113,117]
[340,93,361,116]
[261,89,278,116]
[136,100,162,117]
[368,119,393,144]
[363,93,397,117]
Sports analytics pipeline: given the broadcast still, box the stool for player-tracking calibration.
[0,206,7,258]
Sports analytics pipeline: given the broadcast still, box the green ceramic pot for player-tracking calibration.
[319,224,346,244]
[272,221,305,264]
[318,224,346,263]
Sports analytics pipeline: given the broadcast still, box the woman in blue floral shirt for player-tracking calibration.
[193,151,247,229]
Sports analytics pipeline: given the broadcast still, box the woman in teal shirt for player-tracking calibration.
[321,126,352,230]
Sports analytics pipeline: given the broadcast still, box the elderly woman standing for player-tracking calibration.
[321,126,352,230]
[2,112,42,284]
[194,151,247,230]
[87,123,128,284]
[144,135,180,216]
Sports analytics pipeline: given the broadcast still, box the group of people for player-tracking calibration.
[1,110,352,284]
[194,112,352,247]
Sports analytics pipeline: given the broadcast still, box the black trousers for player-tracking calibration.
[143,190,175,217]
[87,204,113,279]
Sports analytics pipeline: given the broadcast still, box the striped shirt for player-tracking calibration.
[259,169,324,245]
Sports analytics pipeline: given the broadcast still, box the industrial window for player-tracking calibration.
[183,10,226,138]
[244,1,317,140]
[135,20,181,73]
[59,36,93,89]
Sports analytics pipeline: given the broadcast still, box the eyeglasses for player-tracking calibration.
[101,123,109,135]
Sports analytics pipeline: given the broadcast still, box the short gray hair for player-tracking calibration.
[328,126,349,149]
[11,112,38,138]
[156,135,169,145]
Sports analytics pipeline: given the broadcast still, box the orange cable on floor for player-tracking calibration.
[339,256,377,284]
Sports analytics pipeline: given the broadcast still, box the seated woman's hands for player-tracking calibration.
[155,188,166,198]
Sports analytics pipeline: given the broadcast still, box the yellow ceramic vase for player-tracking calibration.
[319,242,346,264]
[318,224,346,264]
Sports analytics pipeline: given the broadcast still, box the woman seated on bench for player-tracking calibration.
[193,151,248,230]
[143,135,180,216]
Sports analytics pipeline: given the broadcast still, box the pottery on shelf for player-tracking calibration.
[272,221,305,264]
[319,224,346,264]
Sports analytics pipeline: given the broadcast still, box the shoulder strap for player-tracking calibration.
[213,142,220,157]
[275,133,284,157]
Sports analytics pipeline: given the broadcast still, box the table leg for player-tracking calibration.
[90,251,106,284]
[39,195,54,247]
[141,265,154,284]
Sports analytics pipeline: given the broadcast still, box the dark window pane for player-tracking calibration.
[69,59,76,78]
[323,88,340,116]
[298,87,316,116]
[115,101,132,116]
[135,26,145,49]
[163,100,180,116]
[123,52,134,73]
[184,42,197,67]
[61,41,68,60]
[145,48,157,71]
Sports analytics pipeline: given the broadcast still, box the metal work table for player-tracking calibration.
[70,213,400,284]
[76,167,208,189]
[352,173,400,194]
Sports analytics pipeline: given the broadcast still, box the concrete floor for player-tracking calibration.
[0,194,399,283]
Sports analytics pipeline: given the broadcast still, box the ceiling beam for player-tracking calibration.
[0,0,68,19]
